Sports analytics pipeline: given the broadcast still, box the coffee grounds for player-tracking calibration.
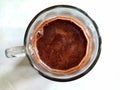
[36,19,87,70]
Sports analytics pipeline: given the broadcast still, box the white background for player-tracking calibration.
[0,0,120,90]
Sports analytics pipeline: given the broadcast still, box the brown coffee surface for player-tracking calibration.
[35,19,87,70]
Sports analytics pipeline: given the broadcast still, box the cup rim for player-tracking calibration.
[24,5,102,82]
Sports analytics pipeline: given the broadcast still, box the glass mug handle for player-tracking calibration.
[5,46,26,58]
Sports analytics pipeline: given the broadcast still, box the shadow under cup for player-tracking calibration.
[24,5,101,82]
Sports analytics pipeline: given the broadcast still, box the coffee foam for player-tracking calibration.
[30,16,94,75]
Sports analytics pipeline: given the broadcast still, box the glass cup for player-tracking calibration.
[5,5,101,82]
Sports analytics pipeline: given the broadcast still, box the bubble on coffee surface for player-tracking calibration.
[37,30,44,38]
